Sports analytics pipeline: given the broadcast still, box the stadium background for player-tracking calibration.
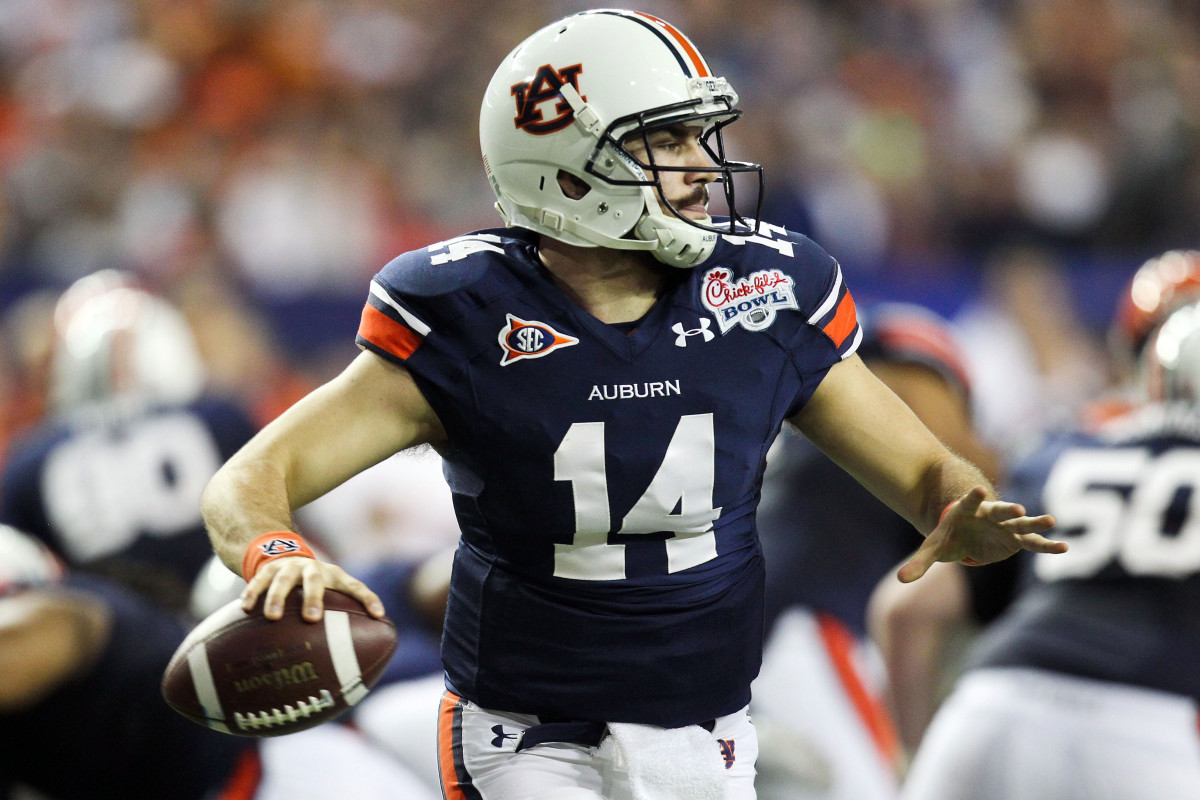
[0,0,1194,443]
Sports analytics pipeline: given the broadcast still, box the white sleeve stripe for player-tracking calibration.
[325,610,368,706]
[839,325,864,359]
[370,280,431,337]
[188,646,231,733]
[807,264,843,325]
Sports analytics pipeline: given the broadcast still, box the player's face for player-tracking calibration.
[623,123,717,221]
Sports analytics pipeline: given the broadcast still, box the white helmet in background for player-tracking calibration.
[188,554,245,621]
[1143,300,1200,404]
[0,525,64,599]
[49,270,207,413]
[480,9,763,269]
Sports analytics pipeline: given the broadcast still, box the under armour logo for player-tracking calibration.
[672,319,715,347]
[491,725,518,748]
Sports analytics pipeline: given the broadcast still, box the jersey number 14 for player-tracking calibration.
[553,413,722,581]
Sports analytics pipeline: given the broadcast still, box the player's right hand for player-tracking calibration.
[242,556,386,622]
[897,487,1064,583]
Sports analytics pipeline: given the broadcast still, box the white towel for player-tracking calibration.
[599,722,726,800]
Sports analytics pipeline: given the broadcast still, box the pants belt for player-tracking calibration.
[515,718,717,752]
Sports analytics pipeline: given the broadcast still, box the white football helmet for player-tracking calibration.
[480,9,763,269]
[0,525,64,598]
[49,270,207,413]
[1144,299,1200,404]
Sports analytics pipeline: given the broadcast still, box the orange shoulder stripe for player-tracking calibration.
[359,303,421,360]
[824,291,859,348]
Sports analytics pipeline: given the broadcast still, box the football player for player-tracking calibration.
[200,10,1062,800]
[893,298,1200,800]
[0,271,259,613]
[868,248,1200,758]
[1105,250,1200,405]
[752,302,1000,799]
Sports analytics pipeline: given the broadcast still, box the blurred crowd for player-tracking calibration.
[0,0,1193,455]
[2,3,1200,798]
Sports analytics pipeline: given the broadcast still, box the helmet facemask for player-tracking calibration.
[592,100,763,238]
[579,93,763,268]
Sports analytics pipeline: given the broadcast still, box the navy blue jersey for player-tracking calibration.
[0,396,257,610]
[759,302,969,637]
[0,575,250,799]
[967,405,1200,702]
[356,222,860,727]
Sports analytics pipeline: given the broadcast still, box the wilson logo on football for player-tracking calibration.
[701,267,798,333]
[511,64,584,134]
[498,314,580,365]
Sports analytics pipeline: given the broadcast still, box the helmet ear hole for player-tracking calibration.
[556,170,592,201]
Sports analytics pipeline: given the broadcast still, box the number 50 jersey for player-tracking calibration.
[356,222,861,727]
[968,406,1200,702]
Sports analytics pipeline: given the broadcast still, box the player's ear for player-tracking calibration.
[556,170,591,201]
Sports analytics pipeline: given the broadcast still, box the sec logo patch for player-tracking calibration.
[498,314,579,365]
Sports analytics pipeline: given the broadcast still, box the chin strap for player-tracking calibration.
[500,190,717,269]
[500,195,657,252]
[634,208,719,269]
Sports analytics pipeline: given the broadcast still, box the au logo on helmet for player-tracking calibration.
[511,64,584,135]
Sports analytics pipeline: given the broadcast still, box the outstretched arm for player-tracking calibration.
[788,355,1063,579]
[201,350,447,621]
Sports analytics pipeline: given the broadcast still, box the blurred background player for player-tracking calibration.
[0,522,441,800]
[1107,250,1200,404]
[881,298,1200,799]
[869,248,1200,757]
[0,270,259,613]
[0,521,255,800]
[751,301,1000,799]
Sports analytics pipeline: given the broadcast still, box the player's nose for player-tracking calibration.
[682,139,718,182]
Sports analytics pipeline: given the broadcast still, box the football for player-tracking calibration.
[162,588,397,737]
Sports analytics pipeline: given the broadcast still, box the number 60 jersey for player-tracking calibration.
[356,222,861,727]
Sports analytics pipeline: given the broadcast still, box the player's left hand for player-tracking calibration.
[896,487,1064,583]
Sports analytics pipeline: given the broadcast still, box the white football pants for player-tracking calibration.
[902,667,1200,800]
[436,693,758,800]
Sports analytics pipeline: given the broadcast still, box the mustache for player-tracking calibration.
[676,185,710,209]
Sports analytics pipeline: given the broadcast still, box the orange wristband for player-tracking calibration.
[241,532,316,581]
[939,500,958,523]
